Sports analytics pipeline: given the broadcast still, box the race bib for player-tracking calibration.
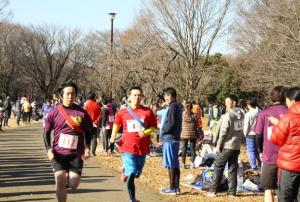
[267,126,273,140]
[58,133,78,149]
[234,120,244,131]
[126,119,144,133]
[108,115,115,122]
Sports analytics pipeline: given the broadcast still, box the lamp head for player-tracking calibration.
[108,13,117,20]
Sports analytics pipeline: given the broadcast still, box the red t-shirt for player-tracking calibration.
[84,100,101,125]
[114,106,157,155]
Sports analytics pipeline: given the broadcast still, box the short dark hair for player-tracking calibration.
[163,87,177,98]
[226,94,238,103]
[270,86,285,103]
[238,99,246,109]
[246,97,258,108]
[58,81,78,96]
[101,97,108,105]
[106,97,112,103]
[129,86,143,94]
[185,101,193,110]
[88,91,96,100]
[285,87,300,102]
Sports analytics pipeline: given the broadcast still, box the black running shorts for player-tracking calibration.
[51,154,83,175]
[260,163,278,189]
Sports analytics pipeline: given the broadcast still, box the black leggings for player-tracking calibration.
[91,127,98,155]
[127,173,136,201]
[168,168,180,189]
[3,114,10,126]
[102,129,114,152]
[181,138,197,165]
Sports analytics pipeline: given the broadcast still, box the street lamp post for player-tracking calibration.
[108,12,116,98]
[108,12,116,54]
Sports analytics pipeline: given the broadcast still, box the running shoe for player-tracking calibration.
[160,187,177,195]
[175,188,181,195]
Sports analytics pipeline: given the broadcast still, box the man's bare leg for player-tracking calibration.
[68,171,81,189]
[264,189,274,202]
[54,170,67,202]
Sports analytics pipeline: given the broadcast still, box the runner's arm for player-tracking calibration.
[43,132,51,150]
[85,129,92,149]
[110,124,121,143]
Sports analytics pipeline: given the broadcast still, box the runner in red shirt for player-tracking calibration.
[84,91,102,156]
[110,86,157,202]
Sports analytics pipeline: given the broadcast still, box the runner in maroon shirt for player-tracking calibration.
[43,82,92,202]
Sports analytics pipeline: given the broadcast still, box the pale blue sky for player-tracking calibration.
[7,0,232,53]
[8,0,142,32]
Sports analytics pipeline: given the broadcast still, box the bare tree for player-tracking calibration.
[113,24,179,101]
[233,0,300,91]
[81,31,114,96]
[0,0,11,22]
[18,26,87,98]
[82,20,183,102]
[0,22,23,97]
[141,0,232,97]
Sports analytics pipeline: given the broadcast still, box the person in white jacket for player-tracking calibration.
[243,98,261,170]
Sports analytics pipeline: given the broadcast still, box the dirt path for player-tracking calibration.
[0,122,165,202]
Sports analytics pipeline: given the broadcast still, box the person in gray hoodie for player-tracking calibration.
[206,95,244,197]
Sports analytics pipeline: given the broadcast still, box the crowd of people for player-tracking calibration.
[2,82,300,202]
[0,95,63,130]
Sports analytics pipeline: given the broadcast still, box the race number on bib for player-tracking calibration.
[234,120,244,131]
[267,126,273,140]
[126,120,144,132]
[58,133,78,149]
